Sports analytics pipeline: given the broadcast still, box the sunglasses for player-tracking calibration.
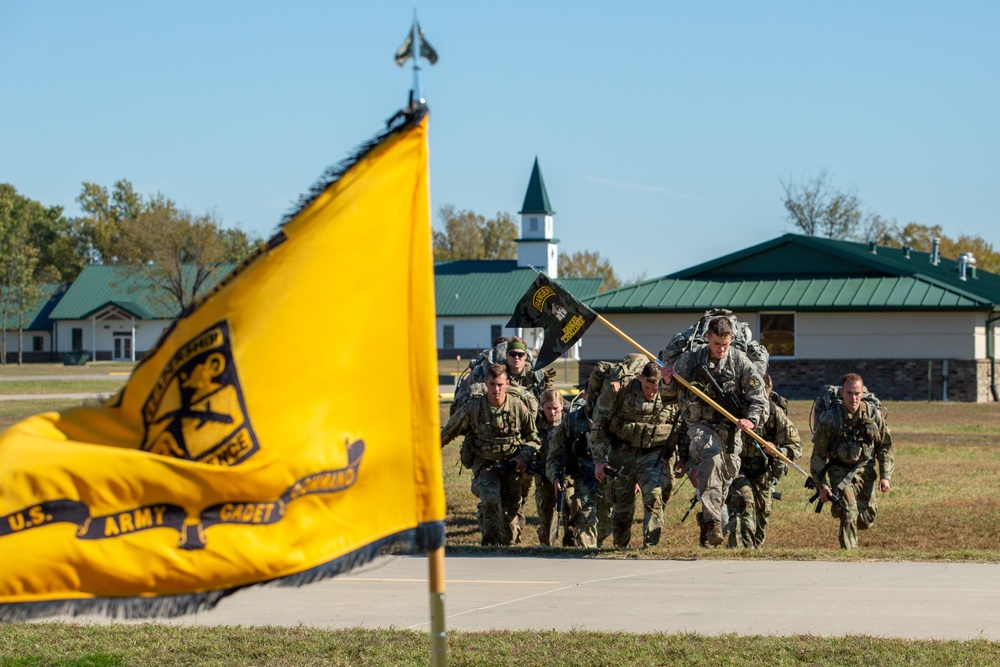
[507,351,526,358]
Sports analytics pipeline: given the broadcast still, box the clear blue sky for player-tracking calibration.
[2,2,997,280]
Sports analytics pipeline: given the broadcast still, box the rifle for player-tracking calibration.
[681,493,699,522]
[578,461,623,499]
[554,433,568,543]
[689,365,810,478]
[693,364,744,419]
[804,477,847,513]
[652,405,683,471]
[488,458,546,477]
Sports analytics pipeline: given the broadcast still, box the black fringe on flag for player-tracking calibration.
[130,102,428,381]
[280,102,429,226]
[0,520,445,622]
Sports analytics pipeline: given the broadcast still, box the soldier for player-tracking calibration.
[547,391,602,548]
[506,337,554,540]
[441,363,540,546]
[592,361,678,548]
[504,338,552,413]
[811,372,894,549]
[662,316,768,548]
[725,374,802,549]
[532,388,564,546]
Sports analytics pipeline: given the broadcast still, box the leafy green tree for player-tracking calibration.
[432,205,517,260]
[0,199,42,365]
[558,250,621,291]
[75,180,263,312]
[0,184,81,283]
[74,179,144,265]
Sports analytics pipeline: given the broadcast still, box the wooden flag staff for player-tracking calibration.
[593,313,809,478]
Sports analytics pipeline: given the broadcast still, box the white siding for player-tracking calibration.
[516,241,557,277]
[796,312,979,359]
[581,310,992,361]
[580,313,717,361]
[3,330,51,354]
[436,317,518,351]
[55,318,170,355]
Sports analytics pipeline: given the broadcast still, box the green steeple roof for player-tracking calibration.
[519,157,554,215]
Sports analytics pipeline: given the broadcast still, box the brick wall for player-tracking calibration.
[579,358,1000,403]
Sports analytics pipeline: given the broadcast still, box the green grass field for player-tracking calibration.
[2,366,1000,665]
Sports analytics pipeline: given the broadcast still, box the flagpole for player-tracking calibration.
[410,13,424,104]
[428,545,447,666]
[593,313,807,476]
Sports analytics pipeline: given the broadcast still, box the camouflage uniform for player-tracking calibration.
[668,345,767,540]
[726,393,802,549]
[532,412,560,546]
[441,392,540,546]
[592,378,678,548]
[510,363,550,540]
[546,402,600,548]
[811,401,894,549]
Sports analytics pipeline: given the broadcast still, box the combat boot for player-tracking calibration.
[706,519,724,546]
[696,514,711,549]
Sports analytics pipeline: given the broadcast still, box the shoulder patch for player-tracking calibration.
[748,374,762,390]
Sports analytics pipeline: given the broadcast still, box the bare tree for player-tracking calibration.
[781,170,862,239]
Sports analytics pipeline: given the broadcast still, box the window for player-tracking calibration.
[490,324,503,344]
[442,325,454,349]
[71,328,83,351]
[529,217,538,232]
[32,336,44,352]
[759,313,795,357]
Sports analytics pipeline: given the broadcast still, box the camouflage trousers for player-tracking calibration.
[687,423,742,526]
[827,463,880,550]
[471,459,524,546]
[725,474,775,549]
[606,445,668,548]
[533,473,559,546]
[556,476,599,548]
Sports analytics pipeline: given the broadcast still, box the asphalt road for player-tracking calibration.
[54,555,1000,640]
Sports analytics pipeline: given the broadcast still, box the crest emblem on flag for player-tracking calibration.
[507,273,599,368]
[141,320,260,466]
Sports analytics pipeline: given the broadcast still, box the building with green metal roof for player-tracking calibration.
[435,259,602,354]
[580,233,1000,401]
[48,264,235,362]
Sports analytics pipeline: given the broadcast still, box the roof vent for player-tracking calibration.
[902,245,911,259]
[930,237,941,266]
[958,253,977,281]
[868,241,877,254]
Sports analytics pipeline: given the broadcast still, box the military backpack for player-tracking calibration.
[809,384,887,436]
[584,353,649,416]
[451,338,546,415]
[658,308,769,377]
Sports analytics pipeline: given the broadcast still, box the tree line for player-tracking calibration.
[432,205,627,290]
[0,181,261,364]
[781,170,999,271]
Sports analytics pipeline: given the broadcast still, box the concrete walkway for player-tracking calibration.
[59,555,1000,640]
[0,393,109,401]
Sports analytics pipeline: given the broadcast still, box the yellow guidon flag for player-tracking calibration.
[0,105,444,620]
